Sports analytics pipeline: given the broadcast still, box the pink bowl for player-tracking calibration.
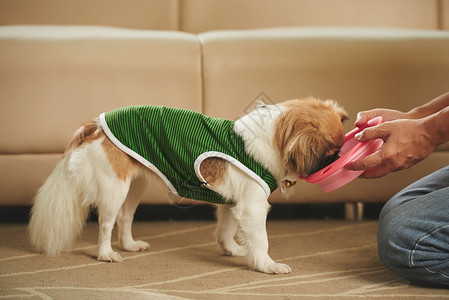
[301,116,383,193]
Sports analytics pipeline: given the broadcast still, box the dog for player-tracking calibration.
[28,97,347,274]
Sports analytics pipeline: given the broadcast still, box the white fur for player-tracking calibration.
[29,105,300,274]
[214,163,291,273]
[28,157,89,256]
[234,104,287,181]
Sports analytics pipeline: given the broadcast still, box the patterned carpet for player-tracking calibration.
[1,220,447,299]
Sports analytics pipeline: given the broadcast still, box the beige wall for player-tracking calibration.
[0,0,180,30]
[442,0,449,29]
[0,0,448,32]
[181,0,440,33]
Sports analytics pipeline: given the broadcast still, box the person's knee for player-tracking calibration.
[379,191,413,222]
[377,214,410,274]
[378,204,449,287]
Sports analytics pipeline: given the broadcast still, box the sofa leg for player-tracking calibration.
[345,202,364,221]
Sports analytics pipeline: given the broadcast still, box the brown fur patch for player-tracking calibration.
[66,119,139,182]
[101,135,139,182]
[65,120,103,153]
[200,157,226,187]
[274,97,347,177]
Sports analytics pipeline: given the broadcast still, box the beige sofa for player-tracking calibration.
[1,1,449,216]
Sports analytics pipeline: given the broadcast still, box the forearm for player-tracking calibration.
[421,106,449,147]
[407,92,449,119]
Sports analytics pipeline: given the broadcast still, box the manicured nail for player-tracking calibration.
[355,132,362,140]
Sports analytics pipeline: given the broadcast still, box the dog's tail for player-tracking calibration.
[28,122,98,256]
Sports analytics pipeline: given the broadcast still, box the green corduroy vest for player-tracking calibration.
[100,106,278,204]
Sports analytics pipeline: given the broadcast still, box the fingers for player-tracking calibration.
[345,151,383,172]
[355,108,406,127]
[354,109,383,127]
[354,124,389,142]
[354,112,371,127]
[345,152,394,179]
[345,124,390,178]
[360,167,390,179]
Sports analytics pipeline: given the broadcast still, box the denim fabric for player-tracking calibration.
[377,166,449,288]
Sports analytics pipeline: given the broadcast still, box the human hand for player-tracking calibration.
[345,118,436,178]
[354,108,407,128]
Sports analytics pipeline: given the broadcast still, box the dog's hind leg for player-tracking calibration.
[96,176,131,262]
[95,135,139,262]
[116,174,150,252]
[215,205,245,257]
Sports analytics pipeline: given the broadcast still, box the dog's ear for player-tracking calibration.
[282,129,337,177]
[274,98,347,177]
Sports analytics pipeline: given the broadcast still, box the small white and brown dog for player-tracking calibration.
[28,97,347,274]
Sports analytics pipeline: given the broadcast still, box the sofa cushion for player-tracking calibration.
[0,25,202,154]
[199,27,449,131]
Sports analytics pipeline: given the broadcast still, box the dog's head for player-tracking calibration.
[274,97,348,177]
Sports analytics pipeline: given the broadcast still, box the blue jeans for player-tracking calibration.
[377,165,449,288]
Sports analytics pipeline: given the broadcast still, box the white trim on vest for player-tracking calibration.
[99,113,180,196]
[194,151,271,199]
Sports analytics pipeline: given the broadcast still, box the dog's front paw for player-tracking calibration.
[263,262,292,275]
[249,253,292,274]
[122,240,150,252]
[252,256,292,274]
[98,251,123,262]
